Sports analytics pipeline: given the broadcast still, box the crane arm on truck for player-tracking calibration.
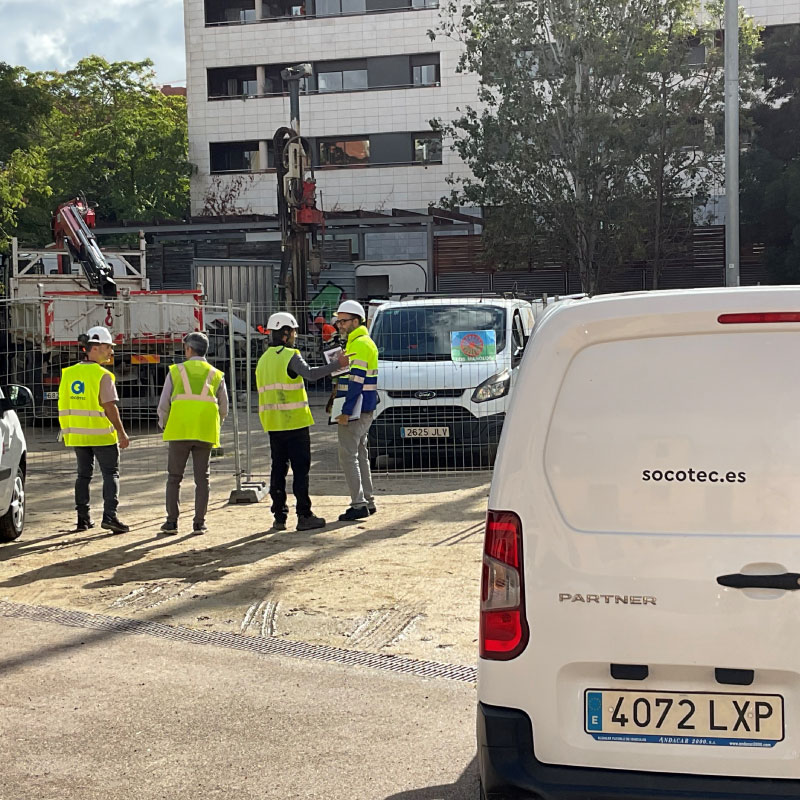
[52,198,118,299]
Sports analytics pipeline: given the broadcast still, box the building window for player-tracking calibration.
[411,0,438,7]
[210,140,268,172]
[412,63,439,86]
[318,68,368,92]
[208,67,259,98]
[205,0,256,24]
[316,0,366,15]
[319,138,370,166]
[413,134,442,164]
[262,0,306,18]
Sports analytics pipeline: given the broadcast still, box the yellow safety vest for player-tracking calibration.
[162,360,224,447]
[256,346,314,432]
[58,362,118,447]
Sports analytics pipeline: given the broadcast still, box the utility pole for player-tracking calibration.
[724,0,740,287]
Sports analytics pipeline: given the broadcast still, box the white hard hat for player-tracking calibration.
[85,326,114,346]
[336,300,366,319]
[267,312,299,330]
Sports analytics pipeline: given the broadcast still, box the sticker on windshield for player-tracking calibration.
[451,330,497,362]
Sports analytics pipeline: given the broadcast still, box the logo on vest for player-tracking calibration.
[71,380,86,395]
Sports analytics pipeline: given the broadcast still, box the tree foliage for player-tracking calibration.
[741,24,800,283]
[0,57,190,248]
[431,0,759,292]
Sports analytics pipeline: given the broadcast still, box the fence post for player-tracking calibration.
[228,299,242,494]
[227,300,267,504]
[245,301,252,481]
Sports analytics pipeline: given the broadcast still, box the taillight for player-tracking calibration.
[718,312,800,324]
[480,510,528,660]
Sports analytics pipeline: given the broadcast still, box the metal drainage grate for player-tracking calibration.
[0,600,477,683]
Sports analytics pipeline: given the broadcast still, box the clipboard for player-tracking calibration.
[323,345,349,377]
[329,394,362,424]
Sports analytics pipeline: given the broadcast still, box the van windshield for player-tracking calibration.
[371,305,507,361]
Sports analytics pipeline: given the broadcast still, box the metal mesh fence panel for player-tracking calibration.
[242,296,531,477]
[0,298,246,486]
[0,292,520,485]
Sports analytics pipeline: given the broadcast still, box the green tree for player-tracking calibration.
[29,56,191,230]
[0,64,53,247]
[741,25,800,283]
[432,0,758,292]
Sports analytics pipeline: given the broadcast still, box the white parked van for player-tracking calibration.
[0,384,31,543]
[368,296,536,467]
[479,287,800,799]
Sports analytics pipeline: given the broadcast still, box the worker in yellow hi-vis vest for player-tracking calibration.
[58,326,131,533]
[256,312,349,532]
[157,332,228,535]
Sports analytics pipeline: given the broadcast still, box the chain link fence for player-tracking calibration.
[1,293,521,487]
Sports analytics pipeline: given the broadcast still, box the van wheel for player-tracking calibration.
[374,454,390,471]
[0,467,25,542]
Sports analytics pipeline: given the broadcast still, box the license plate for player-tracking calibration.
[400,426,450,438]
[585,689,784,747]
[44,391,58,400]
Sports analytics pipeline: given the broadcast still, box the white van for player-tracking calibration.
[0,384,31,542]
[478,287,800,799]
[368,296,536,467]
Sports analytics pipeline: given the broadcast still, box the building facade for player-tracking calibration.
[185,0,477,217]
[185,0,800,219]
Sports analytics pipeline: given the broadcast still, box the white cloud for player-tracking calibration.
[0,0,186,83]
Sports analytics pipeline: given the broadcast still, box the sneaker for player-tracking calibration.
[338,506,369,522]
[296,514,326,531]
[367,505,377,515]
[76,517,94,532]
[101,515,130,534]
[160,520,178,534]
[272,518,287,531]
[192,523,208,535]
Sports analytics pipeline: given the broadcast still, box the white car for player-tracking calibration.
[0,385,31,542]
[479,287,800,798]
[368,296,537,467]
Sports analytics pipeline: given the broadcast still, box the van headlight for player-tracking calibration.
[472,370,510,403]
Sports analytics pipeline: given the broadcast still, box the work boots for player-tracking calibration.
[296,514,325,531]
[75,516,94,532]
[102,515,130,534]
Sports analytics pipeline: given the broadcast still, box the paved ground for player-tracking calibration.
[0,614,478,800]
[1,410,488,798]
[0,465,488,667]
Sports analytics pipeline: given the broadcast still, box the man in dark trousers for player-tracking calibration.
[256,312,349,531]
[58,326,131,533]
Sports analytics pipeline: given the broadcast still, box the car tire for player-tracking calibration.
[0,466,25,542]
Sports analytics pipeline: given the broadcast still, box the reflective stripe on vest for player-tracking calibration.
[58,362,118,447]
[255,347,314,432]
[162,360,223,446]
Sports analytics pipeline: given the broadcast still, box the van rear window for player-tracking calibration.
[371,305,507,361]
[543,333,800,536]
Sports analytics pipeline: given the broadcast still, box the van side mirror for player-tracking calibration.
[1,385,33,413]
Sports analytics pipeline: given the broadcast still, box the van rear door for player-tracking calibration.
[484,288,800,779]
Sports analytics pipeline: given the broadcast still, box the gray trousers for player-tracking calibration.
[74,445,120,518]
[337,411,374,509]
[166,440,212,525]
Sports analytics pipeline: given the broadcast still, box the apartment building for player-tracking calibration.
[185,0,799,222]
[185,0,477,219]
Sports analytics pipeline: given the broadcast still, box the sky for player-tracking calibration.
[0,0,186,85]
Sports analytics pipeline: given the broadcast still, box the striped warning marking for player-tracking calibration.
[131,354,161,364]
